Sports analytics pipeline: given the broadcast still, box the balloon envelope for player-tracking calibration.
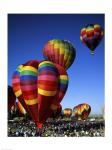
[12,60,68,128]
[63,108,72,117]
[80,24,104,54]
[51,104,62,118]
[73,103,91,120]
[43,39,76,69]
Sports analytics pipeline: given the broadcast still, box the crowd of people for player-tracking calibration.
[8,118,104,137]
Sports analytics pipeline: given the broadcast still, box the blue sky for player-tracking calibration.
[8,14,104,114]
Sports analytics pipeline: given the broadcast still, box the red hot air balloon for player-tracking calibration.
[12,60,39,124]
[12,60,39,126]
[43,39,76,70]
[12,60,69,128]
[73,103,91,120]
[80,24,104,54]
[37,61,59,126]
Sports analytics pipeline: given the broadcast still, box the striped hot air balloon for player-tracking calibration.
[63,108,72,117]
[12,60,69,128]
[73,103,91,120]
[50,103,62,119]
[37,61,68,125]
[43,39,76,70]
[80,24,104,54]
[12,60,39,124]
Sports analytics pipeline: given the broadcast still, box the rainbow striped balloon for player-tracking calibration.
[20,64,39,125]
[12,65,30,114]
[12,60,69,128]
[80,24,104,54]
[12,60,40,126]
[43,39,76,70]
[38,61,59,124]
[50,63,68,111]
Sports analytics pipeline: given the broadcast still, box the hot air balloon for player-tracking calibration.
[8,85,16,111]
[43,39,76,70]
[12,60,69,128]
[73,103,91,120]
[12,60,40,126]
[80,24,104,54]
[63,108,72,117]
[50,103,62,119]
[37,61,68,126]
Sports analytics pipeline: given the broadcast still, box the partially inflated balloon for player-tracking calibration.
[63,108,72,117]
[8,85,16,110]
[80,24,104,54]
[43,39,76,69]
[73,103,91,120]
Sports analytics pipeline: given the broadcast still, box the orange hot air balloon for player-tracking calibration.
[73,103,91,120]
[63,108,72,117]
[43,39,76,70]
[8,85,16,111]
